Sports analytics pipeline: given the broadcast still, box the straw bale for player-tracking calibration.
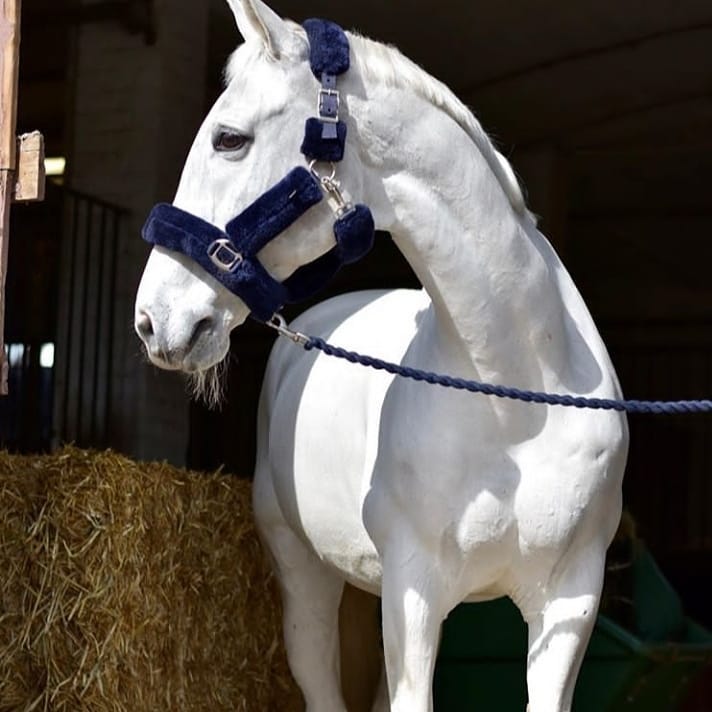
[0,447,303,711]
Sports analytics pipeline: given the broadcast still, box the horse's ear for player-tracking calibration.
[225,0,289,59]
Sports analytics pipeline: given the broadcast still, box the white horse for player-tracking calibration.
[134,1,628,710]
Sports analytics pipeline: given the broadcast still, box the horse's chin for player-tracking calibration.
[142,334,231,410]
[144,346,225,374]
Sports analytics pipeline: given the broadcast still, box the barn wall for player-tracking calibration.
[66,0,210,463]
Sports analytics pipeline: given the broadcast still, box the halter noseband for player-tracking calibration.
[141,19,375,323]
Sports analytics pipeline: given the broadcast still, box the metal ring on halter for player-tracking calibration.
[309,160,337,183]
[207,238,244,272]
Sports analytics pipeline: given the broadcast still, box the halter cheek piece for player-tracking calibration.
[141,20,375,323]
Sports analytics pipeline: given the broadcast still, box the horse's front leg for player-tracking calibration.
[521,538,608,712]
[259,519,348,712]
[379,532,454,712]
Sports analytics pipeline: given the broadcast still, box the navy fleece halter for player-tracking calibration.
[142,20,375,323]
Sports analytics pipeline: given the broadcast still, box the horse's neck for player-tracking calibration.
[359,89,573,390]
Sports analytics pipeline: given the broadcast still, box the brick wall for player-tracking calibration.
[68,0,211,463]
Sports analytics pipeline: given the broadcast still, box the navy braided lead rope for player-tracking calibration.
[267,317,712,415]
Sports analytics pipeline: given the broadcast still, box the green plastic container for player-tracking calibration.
[434,547,712,711]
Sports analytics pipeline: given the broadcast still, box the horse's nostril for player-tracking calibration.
[188,317,213,350]
[136,310,154,340]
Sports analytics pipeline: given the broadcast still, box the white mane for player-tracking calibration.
[346,32,527,216]
[226,26,528,216]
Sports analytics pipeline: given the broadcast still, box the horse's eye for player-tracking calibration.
[213,129,249,153]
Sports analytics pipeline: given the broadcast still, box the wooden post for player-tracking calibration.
[14,131,45,202]
[0,0,21,395]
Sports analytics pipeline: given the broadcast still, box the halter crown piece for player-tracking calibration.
[141,20,375,322]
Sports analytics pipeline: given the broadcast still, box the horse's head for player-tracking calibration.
[135,0,371,377]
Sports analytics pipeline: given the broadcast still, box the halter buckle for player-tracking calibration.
[208,239,243,272]
[318,88,340,123]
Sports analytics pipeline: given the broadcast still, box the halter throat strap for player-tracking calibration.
[141,19,374,323]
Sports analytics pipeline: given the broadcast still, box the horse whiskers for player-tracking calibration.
[186,358,229,410]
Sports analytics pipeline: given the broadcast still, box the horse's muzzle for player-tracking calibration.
[135,308,216,372]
